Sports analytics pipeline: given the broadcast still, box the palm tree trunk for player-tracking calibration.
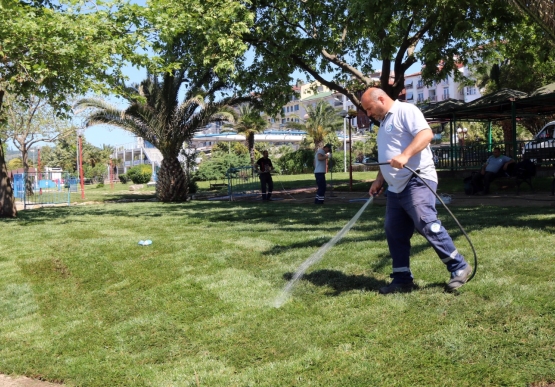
[157,155,188,202]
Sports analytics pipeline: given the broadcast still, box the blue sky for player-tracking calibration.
[82,65,146,148]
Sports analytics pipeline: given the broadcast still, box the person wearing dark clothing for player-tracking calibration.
[255,150,274,200]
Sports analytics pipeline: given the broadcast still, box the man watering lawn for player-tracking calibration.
[361,87,472,294]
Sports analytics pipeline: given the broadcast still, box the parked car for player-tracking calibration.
[523,121,555,162]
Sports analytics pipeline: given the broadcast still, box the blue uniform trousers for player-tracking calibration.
[314,173,326,204]
[385,176,468,283]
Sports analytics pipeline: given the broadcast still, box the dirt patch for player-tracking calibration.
[0,374,63,387]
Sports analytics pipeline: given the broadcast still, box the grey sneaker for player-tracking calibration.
[379,282,415,295]
[446,265,472,292]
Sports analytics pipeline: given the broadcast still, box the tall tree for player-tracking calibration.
[75,71,250,202]
[235,0,521,107]
[0,0,148,217]
[232,104,268,168]
[468,12,555,138]
[287,100,342,149]
[2,93,74,193]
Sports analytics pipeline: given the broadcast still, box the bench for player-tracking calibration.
[493,160,536,194]
[493,174,534,194]
[209,183,228,190]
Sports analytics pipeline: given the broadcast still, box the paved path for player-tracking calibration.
[0,375,62,387]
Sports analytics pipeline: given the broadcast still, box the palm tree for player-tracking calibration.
[290,100,343,149]
[232,104,268,168]
[75,70,248,202]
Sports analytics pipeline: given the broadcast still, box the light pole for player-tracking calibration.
[457,127,467,165]
[339,110,355,191]
[77,128,85,199]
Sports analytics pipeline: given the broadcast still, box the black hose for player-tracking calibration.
[372,162,477,283]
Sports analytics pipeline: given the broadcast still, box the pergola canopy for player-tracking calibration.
[421,85,555,122]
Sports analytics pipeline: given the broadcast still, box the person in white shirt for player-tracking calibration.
[362,87,472,294]
[475,147,514,195]
[314,144,332,204]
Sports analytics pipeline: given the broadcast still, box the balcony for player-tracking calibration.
[417,81,424,89]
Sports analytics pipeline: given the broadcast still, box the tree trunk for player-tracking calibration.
[0,138,17,218]
[501,120,514,156]
[0,90,17,218]
[156,154,188,202]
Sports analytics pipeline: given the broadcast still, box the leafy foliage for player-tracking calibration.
[126,164,152,184]
[240,0,521,106]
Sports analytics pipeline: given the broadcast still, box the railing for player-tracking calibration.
[13,171,71,209]
[226,166,260,200]
[432,140,555,171]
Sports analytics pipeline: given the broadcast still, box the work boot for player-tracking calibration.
[379,281,415,295]
[267,192,272,200]
[446,265,472,292]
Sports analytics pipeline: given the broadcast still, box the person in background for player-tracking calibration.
[361,87,472,294]
[474,147,514,195]
[314,143,332,204]
[255,150,274,201]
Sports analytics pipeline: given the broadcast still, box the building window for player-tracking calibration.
[406,92,414,101]
[405,81,413,89]
[417,79,424,89]
[429,90,436,101]
[417,93,424,102]
[466,87,477,95]
[282,107,286,114]
[281,118,286,124]
[295,104,299,111]
[443,87,450,100]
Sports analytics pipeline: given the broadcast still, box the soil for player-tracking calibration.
[4,188,554,387]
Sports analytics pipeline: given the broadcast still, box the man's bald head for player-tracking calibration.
[360,87,393,121]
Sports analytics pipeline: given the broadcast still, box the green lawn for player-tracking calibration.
[68,171,554,204]
[2,183,555,386]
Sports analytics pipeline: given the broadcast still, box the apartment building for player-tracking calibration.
[403,63,483,105]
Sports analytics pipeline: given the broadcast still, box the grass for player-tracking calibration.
[1,194,555,386]
[65,170,554,205]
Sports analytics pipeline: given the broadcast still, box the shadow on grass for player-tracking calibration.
[283,269,388,295]
[4,199,555,237]
[284,270,451,296]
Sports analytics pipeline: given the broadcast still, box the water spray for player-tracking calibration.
[274,196,374,308]
[273,162,478,307]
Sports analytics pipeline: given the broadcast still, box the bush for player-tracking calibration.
[126,165,152,184]
[96,183,104,188]
[119,174,129,184]
[188,177,198,194]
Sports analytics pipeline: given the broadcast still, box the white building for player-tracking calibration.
[403,63,483,105]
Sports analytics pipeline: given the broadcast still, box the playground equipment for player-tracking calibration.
[12,170,72,209]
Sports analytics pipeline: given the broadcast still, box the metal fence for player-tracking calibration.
[13,171,71,209]
[432,140,555,171]
[226,166,260,200]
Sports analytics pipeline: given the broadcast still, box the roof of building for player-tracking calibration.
[301,91,334,101]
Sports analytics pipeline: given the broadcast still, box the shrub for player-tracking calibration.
[126,165,152,184]
[96,183,104,188]
[119,174,129,184]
